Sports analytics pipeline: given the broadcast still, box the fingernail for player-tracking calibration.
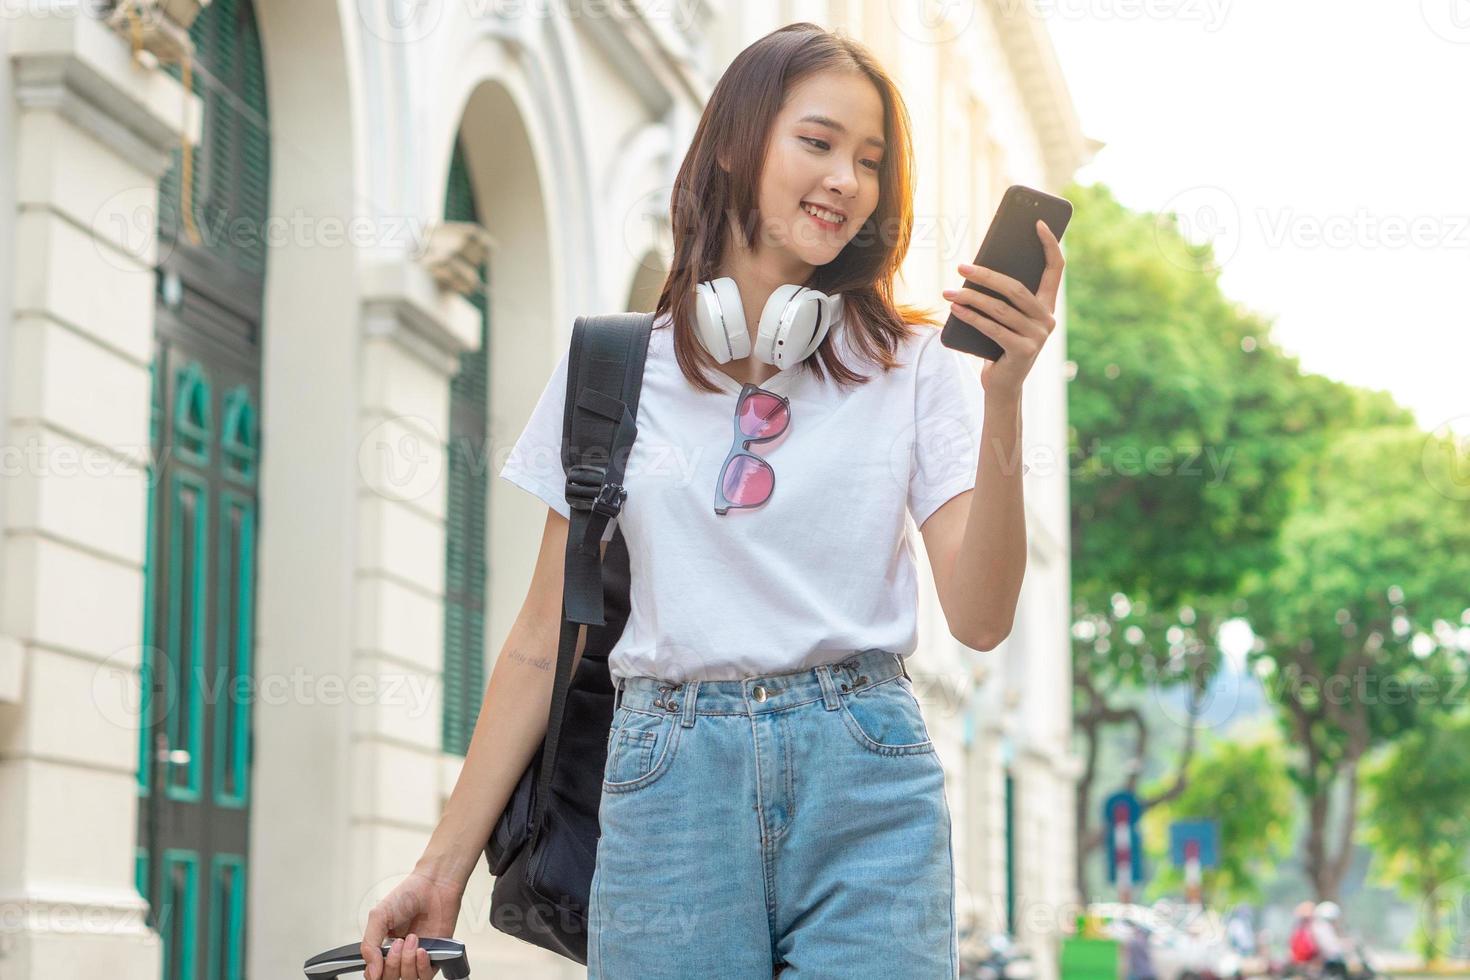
[408,933,416,943]
[942,289,956,298]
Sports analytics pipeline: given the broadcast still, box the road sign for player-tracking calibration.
[1102,790,1143,901]
[1169,820,1219,867]
[1170,819,1220,907]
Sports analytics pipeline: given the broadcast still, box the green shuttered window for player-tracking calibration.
[441,137,490,756]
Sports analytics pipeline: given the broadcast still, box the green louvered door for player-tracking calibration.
[441,135,490,756]
[136,1,268,978]
[138,330,259,980]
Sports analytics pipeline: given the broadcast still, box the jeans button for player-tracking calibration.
[753,685,768,702]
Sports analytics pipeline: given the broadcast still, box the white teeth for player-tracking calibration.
[802,203,845,224]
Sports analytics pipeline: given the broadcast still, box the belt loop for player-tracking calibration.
[680,680,700,727]
[816,664,842,711]
[896,653,911,682]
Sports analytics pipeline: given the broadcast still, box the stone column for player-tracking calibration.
[345,254,481,950]
[0,7,199,979]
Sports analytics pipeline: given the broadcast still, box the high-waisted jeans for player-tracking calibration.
[587,646,957,979]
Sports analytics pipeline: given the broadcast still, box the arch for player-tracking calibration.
[605,119,678,314]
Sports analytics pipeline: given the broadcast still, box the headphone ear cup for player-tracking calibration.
[753,284,804,367]
[792,293,839,362]
[694,277,749,363]
[757,285,831,369]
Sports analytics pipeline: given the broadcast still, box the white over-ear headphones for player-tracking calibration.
[693,278,845,371]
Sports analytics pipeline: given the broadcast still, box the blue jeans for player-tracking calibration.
[587,647,957,978]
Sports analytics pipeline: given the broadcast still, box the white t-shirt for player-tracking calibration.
[497,309,985,682]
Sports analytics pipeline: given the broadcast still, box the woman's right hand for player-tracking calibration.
[360,869,465,980]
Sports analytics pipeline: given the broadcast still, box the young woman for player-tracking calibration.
[360,22,1062,980]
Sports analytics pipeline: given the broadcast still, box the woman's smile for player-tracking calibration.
[800,201,847,233]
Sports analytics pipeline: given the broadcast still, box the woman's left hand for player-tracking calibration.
[942,219,1065,401]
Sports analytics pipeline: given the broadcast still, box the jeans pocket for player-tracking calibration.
[838,676,935,756]
[602,707,680,792]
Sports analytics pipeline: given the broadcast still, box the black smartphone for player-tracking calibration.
[940,184,1073,361]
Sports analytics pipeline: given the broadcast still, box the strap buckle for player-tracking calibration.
[565,463,626,519]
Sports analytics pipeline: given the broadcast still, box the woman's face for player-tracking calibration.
[753,70,886,272]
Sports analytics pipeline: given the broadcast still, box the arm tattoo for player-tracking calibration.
[504,646,554,673]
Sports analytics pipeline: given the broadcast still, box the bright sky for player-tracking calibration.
[1042,1,1470,437]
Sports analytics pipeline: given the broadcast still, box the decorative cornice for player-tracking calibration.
[576,0,710,115]
[10,11,202,178]
[359,260,483,379]
[983,0,1101,188]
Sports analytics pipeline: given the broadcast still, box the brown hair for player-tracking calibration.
[654,22,941,394]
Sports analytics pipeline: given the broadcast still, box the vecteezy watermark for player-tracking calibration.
[1069,437,1237,485]
[357,0,445,44]
[1001,0,1232,31]
[1422,415,1470,502]
[0,0,162,24]
[473,0,705,33]
[358,415,447,504]
[1257,208,1470,250]
[1256,661,1469,710]
[888,0,976,45]
[620,184,681,278]
[0,435,151,481]
[887,867,978,958]
[1148,653,1249,733]
[1155,190,1470,270]
[357,0,706,45]
[91,645,439,730]
[1154,185,1242,272]
[501,439,705,494]
[91,189,437,275]
[907,669,972,719]
[1419,874,1470,960]
[0,892,153,936]
[1421,0,1470,43]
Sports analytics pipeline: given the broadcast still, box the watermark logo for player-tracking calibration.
[358,0,446,44]
[1421,416,1470,501]
[358,415,446,504]
[1154,185,1241,271]
[889,0,976,44]
[1421,0,1470,43]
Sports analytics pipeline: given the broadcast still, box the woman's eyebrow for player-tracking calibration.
[798,113,886,151]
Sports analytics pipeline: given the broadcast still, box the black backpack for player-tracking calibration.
[482,311,655,964]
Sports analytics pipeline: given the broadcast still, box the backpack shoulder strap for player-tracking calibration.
[560,311,654,626]
[532,311,653,837]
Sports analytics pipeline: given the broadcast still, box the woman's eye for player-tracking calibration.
[803,137,882,173]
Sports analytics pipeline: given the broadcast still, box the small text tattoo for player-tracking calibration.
[505,647,553,672]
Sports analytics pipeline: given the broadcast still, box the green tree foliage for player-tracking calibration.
[1360,711,1470,963]
[1140,733,1296,904]
[1064,181,1331,898]
[1243,422,1470,900]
